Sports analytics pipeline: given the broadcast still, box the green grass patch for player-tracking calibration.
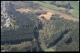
[58,7,66,10]
[33,1,59,10]
[69,1,79,10]
[44,48,55,52]
[68,1,79,18]
[69,9,79,18]
[55,1,68,5]
[43,1,51,4]
[33,1,79,18]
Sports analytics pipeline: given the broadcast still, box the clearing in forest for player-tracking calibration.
[38,12,53,20]
[41,7,79,21]
[16,8,31,13]
[15,6,79,22]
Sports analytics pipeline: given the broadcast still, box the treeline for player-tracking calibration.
[11,1,41,9]
[50,1,73,9]
[2,40,43,52]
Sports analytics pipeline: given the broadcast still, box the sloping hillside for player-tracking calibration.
[1,1,79,52]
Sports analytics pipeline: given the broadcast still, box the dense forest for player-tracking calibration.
[1,1,79,52]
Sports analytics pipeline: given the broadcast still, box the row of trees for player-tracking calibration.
[2,39,43,52]
[12,1,41,10]
[50,1,73,9]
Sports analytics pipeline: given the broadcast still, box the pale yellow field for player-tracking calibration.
[16,8,31,13]
[38,12,53,20]
[16,6,79,22]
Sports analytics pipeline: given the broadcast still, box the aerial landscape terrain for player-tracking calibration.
[1,1,79,52]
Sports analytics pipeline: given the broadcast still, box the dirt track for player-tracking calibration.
[42,7,79,22]
[15,7,79,22]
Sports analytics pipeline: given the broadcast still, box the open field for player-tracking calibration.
[33,1,79,18]
[58,7,66,11]
[33,1,59,10]
[40,7,79,21]
[38,12,53,20]
[69,9,79,18]
[15,1,79,21]
[69,1,79,10]
[16,8,31,13]
[69,1,79,18]
[13,1,79,18]
[16,6,79,22]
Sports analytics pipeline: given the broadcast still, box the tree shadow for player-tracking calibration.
[47,29,69,48]
[65,37,72,45]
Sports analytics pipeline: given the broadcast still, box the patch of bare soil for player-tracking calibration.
[16,8,31,13]
[38,12,53,20]
[16,5,78,22]
[40,6,79,22]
